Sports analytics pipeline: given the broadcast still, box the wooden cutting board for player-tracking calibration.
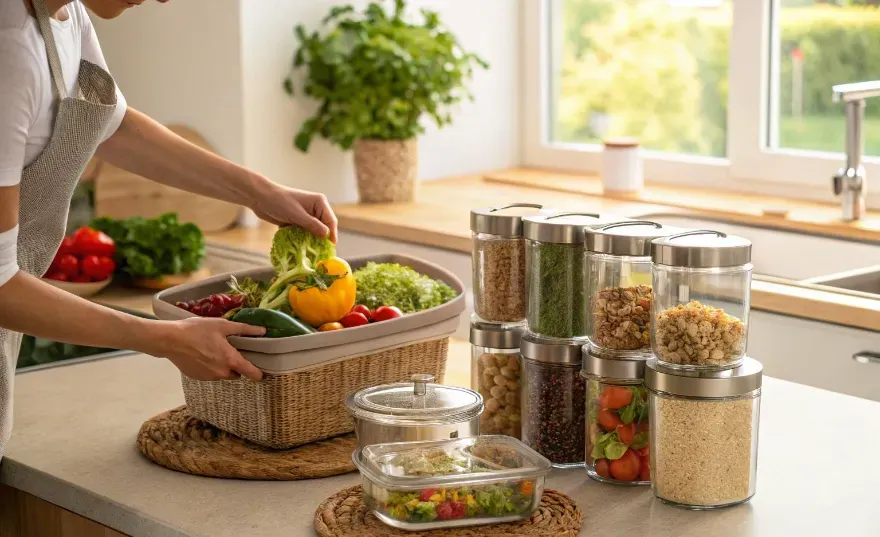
[94,125,241,232]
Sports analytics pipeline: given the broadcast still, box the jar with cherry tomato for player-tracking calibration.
[582,344,650,485]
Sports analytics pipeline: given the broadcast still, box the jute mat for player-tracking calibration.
[314,486,583,537]
[137,406,357,480]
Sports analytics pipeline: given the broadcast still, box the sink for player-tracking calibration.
[636,213,880,281]
[806,266,880,296]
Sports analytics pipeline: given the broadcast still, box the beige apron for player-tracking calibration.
[0,0,118,457]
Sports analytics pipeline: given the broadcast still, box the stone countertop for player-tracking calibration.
[2,350,879,537]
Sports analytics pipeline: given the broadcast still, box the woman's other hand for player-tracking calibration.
[250,183,338,243]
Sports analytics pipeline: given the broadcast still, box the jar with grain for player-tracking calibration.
[471,204,551,324]
[651,230,752,370]
[645,357,762,509]
[470,319,524,438]
[585,220,681,358]
[581,344,650,485]
[520,332,586,468]
[523,213,624,340]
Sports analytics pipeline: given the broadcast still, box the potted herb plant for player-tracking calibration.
[284,0,488,203]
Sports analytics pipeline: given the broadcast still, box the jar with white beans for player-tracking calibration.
[470,319,524,438]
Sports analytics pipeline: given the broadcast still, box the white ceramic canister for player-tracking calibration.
[601,138,643,193]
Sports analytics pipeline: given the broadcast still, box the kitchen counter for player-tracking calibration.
[2,347,879,537]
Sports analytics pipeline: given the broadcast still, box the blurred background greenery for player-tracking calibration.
[552,0,880,157]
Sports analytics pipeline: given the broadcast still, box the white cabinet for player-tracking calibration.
[748,310,880,401]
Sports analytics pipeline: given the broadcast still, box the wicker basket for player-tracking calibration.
[353,139,418,203]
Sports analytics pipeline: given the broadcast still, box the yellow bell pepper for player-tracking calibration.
[288,257,356,327]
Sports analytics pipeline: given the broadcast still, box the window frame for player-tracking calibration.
[522,0,880,206]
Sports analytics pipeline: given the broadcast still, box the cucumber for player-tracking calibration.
[231,308,315,338]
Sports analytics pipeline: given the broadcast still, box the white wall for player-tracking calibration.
[94,0,521,202]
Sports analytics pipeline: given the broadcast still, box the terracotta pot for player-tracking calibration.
[353,139,418,203]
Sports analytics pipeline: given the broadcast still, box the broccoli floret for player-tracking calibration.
[259,226,335,309]
[411,501,438,522]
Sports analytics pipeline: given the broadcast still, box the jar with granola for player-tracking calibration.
[585,221,681,358]
[470,319,524,438]
[651,230,752,370]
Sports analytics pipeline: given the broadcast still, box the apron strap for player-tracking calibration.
[30,0,68,100]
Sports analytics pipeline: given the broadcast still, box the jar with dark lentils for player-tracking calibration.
[520,332,586,467]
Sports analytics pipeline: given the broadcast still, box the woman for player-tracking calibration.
[0,0,338,457]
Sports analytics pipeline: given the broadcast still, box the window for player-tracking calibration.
[524,0,880,199]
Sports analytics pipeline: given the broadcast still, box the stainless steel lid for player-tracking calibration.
[522,212,623,244]
[645,357,763,398]
[651,229,752,268]
[470,204,552,237]
[345,374,483,425]
[520,332,583,365]
[585,220,682,257]
[581,344,646,379]
[470,319,524,349]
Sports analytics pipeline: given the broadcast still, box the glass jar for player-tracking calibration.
[470,319,524,438]
[585,221,681,358]
[645,357,762,509]
[523,213,624,340]
[519,332,586,468]
[471,204,551,324]
[650,230,753,370]
[581,344,650,485]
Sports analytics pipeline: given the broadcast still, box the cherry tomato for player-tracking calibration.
[71,227,115,257]
[351,305,372,319]
[609,449,641,481]
[44,271,68,282]
[318,322,344,332]
[594,458,611,479]
[598,386,633,410]
[81,255,115,281]
[70,274,92,283]
[638,455,651,482]
[617,423,636,446]
[57,254,80,277]
[372,306,403,322]
[56,236,76,256]
[340,311,370,328]
[636,422,650,433]
[637,445,650,458]
[597,409,624,432]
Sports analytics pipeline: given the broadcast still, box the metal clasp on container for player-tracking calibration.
[411,374,435,396]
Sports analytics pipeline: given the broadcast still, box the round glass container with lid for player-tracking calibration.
[519,332,586,467]
[470,319,525,438]
[581,344,650,485]
[584,220,681,357]
[523,212,624,340]
[345,374,484,450]
[471,204,552,324]
[650,230,753,370]
[645,357,762,509]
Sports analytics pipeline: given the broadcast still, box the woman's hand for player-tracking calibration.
[145,318,266,381]
[250,183,339,243]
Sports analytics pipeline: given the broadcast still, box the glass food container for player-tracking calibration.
[346,374,484,450]
[523,212,624,340]
[519,332,586,468]
[581,343,650,485]
[645,357,762,509]
[585,220,681,358]
[470,204,552,324]
[354,435,552,530]
[650,230,753,370]
[470,319,524,438]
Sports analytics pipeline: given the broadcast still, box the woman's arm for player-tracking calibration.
[96,108,338,242]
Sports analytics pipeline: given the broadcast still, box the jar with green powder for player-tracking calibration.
[522,213,624,340]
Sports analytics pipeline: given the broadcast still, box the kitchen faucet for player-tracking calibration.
[831,81,880,221]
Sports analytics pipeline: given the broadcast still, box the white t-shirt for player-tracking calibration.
[0,0,127,187]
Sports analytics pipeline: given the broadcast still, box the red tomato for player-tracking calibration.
[594,458,611,479]
[44,271,68,282]
[598,386,633,410]
[70,274,92,283]
[71,227,115,257]
[597,409,624,432]
[56,236,76,256]
[57,254,80,277]
[636,422,650,433]
[637,445,650,458]
[609,449,641,481]
[617,423,636,446]
[372,306,403,322]
[340,311,370,328]
[638,455,651,481]
[81,255,115,281]
[351,304,372,319]
[418,489,436,502]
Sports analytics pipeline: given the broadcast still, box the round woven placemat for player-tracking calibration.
[314,486,583,537]
[137,406,357,480]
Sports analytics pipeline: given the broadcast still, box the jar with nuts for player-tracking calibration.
[470,320,524,438]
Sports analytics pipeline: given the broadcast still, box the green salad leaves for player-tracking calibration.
[354,262,457,313]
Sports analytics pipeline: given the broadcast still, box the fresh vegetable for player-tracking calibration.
[597,409,623,432]
[354,262,457,313]
[56,254,80,278]
[598,386,633,410]
[46,228,116,283]
[176,293,244,318]
[259,226,336,310]
[71,226,115,257]
[340,311,370,328]
[91,213,205,279]
[81,255,115,281]
[351,304,372,319]
[617,423,636,446]
[57,236,75,256]
[288,256,356,327]
[609,449,641,481]
[638,454,651,482]
[318,322,343,332]
[71,274,91,283]
[227,275,269,309]
[587,382,651,483]
[231,308,314,337]
[371,305,403,322]
[44,271,68,282]
[595,458,611,479]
